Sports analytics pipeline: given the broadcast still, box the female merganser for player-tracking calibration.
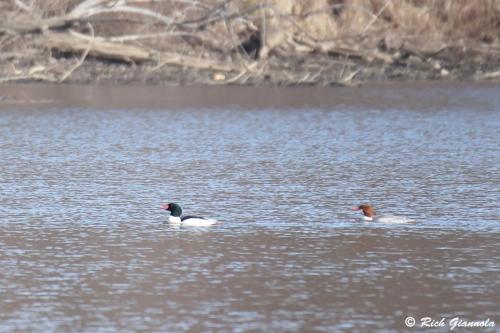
[351,204,414,223]
[352,204,376,221]
[162,203,217,226]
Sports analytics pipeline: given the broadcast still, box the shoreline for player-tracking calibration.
[3,52,500,88]
[1,80,499,110]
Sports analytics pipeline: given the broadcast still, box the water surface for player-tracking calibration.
[0,83,499,332]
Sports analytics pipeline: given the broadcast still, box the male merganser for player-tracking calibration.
[351,204,414,223]
[162,202,217,226]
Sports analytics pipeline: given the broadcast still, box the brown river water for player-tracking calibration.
[0,83,499,332]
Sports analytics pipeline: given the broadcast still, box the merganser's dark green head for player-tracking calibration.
[162,202,182,217]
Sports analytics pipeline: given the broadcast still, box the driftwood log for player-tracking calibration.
[43,32,152,63]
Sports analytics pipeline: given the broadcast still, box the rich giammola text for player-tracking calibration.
[421,317,495,330]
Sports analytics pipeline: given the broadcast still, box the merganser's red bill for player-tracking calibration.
[351,206,360,211]
[161,203,170,210]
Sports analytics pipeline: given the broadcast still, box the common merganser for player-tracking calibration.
[162,203,217,226]
[351,204,414,223]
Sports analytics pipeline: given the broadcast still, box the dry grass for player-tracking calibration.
[4,0,499,51]
[235,0,500,57]
[353,0,499,36]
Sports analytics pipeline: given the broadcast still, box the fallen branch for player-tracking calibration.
[340,68,361,86]
[42,29,241,72]
[59,24,95,82]
[13,0,33,12]
[0,73,58,83]
[219,61,259,83]
[328,46,393,64]
[71,3,174,26]
[476,70,500,80]
[42,32,151,62]
[155,51,241,72]
[0,16,75,35]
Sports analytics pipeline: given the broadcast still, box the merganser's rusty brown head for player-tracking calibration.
[351,204,375,218]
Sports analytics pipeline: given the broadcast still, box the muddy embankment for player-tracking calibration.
[1,0,500,88]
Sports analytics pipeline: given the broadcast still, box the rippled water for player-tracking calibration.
[0,84,499,332]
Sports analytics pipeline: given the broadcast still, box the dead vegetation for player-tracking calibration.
[1,0,499,85]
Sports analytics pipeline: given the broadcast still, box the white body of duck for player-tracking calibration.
[163,203,217,226]
[352,204,414,224]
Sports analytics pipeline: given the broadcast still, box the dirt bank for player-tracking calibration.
[1,0,500,86]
